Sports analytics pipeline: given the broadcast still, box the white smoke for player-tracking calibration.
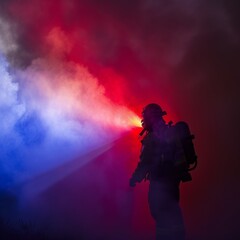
[0,54,25,136]
[0,17,18,55]
[0,26,138,190]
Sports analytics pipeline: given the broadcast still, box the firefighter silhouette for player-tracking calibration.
[130,103,186,240]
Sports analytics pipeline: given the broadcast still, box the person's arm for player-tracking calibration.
[129,134,155,186]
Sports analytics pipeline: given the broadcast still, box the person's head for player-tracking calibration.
[141,103,166,131]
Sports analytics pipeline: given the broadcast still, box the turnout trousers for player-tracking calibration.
[148,180,185,240]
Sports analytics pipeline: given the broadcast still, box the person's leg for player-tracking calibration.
[148,181,185,240]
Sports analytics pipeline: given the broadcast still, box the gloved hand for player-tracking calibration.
[129,177,136,187]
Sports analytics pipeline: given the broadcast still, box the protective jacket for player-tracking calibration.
[131,123,177,184]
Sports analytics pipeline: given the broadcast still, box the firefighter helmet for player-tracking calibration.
[141,103,166,131]
[142,103,166,118]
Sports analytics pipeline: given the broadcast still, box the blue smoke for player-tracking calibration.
[0,52,128,194]
[14,111,47,146]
